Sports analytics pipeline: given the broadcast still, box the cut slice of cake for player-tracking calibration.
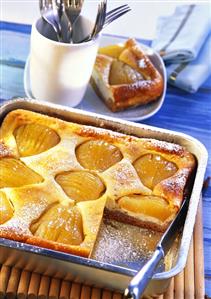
[91,38,164,112]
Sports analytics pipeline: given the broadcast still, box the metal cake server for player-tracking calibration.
[124,198,189,299]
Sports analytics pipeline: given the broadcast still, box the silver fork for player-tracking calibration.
[71,0,106,43]
[64,0,84,25]
[106,4,129,18]
[39,0,62,42]
[77,3,131,43]
[104,4,131,28]
[53,0,73,42]
[90,0,107,41]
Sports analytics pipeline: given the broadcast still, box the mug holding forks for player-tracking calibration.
[40,0,131,43]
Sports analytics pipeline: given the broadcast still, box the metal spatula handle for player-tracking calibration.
[124,246,164,299]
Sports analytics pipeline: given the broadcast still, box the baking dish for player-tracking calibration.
[0,98,208,297]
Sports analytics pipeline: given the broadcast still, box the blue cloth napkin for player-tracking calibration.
[166,33,211,93]
[152,4,211,64]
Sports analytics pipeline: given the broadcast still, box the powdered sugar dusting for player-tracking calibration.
[144,138,184,155]
[92,219,164,271]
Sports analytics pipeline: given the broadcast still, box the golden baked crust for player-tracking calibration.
[0,109,195,257]
[91,38,164,112]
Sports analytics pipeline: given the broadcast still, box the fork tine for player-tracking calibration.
[40,0,51,11]
[106,4,128,17]
[95,0,107,35]
[98,1,106,34]
[90,1,102,38]
[78,0,104,42]
[104,7,131,26]
[77,0,83,8]
[39,0,43,10]
[105,5,130,22]
[100,0,107,30]
[94,3,102,37]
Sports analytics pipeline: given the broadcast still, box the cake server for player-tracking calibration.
[124,198,189,299]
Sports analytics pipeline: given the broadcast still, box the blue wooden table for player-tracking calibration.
[1,21,210,297]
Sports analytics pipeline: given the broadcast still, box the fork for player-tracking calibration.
[90,0,107,41]
[78,2,130,43]
[64,0,84,25]
[39,0,62,42]
[71,0,106,43]
[104,4,131,28]
[52,0,73,42]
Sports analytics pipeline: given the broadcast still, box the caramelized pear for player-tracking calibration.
[56,171,105,202]
[0,191,14,224]
[76,140,122,171]
[109,60,144,85]
[14,123,60,157]
[0,158,43,188]
[118,195,174,222]
[31,204,84,245]
[134,154,178,189]
[98,44,125,58]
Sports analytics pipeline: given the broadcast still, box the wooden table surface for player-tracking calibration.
[0,21,210,297]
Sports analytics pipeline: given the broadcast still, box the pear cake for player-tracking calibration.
[0,109,195,257]
[91,38,164,112]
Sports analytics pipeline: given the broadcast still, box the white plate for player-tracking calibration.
[24,35,167,121]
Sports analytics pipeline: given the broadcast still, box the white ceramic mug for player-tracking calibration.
[30,18,101,106]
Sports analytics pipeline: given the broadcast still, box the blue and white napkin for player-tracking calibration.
[152,4,211,64]
[166,33,211,93]
[152,4,211,93]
